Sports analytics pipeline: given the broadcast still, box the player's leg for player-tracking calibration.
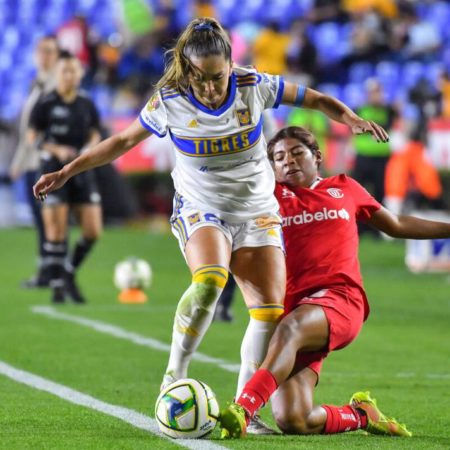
[66,203,102,303]
[228,243,285,434]
[162,225,232,388]
[41,203,69,303]
[231,245,286,398]
[21,170,49,288]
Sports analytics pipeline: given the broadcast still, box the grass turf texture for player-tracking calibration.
[0,227,449,449]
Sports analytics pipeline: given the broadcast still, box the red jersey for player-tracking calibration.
[275,175,381,317]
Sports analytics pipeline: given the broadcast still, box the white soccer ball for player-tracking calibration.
[113,257,152,290]
[155,378,220,439]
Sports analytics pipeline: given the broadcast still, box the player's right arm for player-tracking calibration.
[33,119,152,199]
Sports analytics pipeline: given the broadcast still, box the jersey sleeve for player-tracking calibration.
[346,176,382,221]
[138,91,168,138]
[28,99,47,131]
[255,72,285,110]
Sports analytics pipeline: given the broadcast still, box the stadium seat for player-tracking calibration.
[348,62,374,83]
[342,83,366,108]
[401,61,425,88]
[375,61,400,86]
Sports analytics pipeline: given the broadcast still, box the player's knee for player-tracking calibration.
[191,264,228,308]
[274,315,303,346]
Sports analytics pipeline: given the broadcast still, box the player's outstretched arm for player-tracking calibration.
[33,118,151,199]
[368,207,450,239]
[281,82,389,143]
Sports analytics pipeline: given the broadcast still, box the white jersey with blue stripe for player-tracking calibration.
[139,66,286,223]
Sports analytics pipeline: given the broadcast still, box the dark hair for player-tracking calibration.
[154,17,232,93]
[267,126,320,161]
[58,50,75,60]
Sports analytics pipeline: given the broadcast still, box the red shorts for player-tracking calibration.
[285,285,367,379]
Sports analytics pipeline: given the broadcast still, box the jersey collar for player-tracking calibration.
[309,177,323,190]
[186,73,237,116]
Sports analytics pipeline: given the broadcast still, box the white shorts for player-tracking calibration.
[170,192,284,256]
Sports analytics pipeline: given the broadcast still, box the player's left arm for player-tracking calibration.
[368,207,450,239]
[281,82,389,142]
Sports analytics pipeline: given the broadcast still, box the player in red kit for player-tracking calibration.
[220,126,450,439]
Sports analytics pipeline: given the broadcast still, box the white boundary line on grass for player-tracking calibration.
[0,360,227,450]
[31,306,450,381]
[31,306,240,373]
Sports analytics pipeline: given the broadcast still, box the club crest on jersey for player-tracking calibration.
[236,108,252,127]
[146,94,160,112]
[327,188,344,198]
[187,119,198,128]
[187,212,201,225]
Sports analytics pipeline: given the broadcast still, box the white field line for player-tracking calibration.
[31,306,240,373]
[0,360,227,450]
[31,306,449,381]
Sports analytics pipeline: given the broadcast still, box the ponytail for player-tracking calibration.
[154,17,232,94]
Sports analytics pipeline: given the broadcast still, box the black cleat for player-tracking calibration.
[52,286,66,304]
[21,268,51,289]
[64,271,86,304]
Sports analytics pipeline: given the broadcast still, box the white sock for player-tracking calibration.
[164,282,223,380]
[236,317,277,398]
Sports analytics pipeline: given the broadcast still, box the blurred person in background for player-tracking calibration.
[286,19,318,87]
[28,52,102,304]
[352,79,396,208]
[33,17,389,434]
[9,35,59,288]
[252,21,290,75]
[220,125,450,439]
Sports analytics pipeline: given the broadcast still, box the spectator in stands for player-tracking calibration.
[308,0,349,24]
[352,79,396,207]
[9,35,59,288]
[440,71,450,120]
[402,8,441,61]
[286,19,318,87]
[252,21,290,75]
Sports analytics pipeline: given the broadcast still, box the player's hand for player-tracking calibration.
[33,170,68,201]
[350,118,389,143]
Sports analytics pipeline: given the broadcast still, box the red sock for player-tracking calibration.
[322,404,368,434]
[237,369,278,421]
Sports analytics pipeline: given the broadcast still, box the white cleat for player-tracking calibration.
[160,372,178,391]
[246,415,280,435]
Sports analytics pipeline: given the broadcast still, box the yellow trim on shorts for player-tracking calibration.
[249,303,284,322]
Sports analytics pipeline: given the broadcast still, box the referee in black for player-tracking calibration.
[27,51,102,303]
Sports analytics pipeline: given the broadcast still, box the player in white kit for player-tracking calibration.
[33,17,388,433]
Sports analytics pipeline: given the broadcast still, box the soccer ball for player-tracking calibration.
[113,257,152,290]
[155,378,220,439]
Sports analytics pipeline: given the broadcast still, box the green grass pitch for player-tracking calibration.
[0,227,449,449]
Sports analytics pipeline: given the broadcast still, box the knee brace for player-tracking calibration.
[248,303,284,322]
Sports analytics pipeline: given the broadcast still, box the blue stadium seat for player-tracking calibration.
[348,62,373,83]
[342,83,366,108]
[316,83,341,100]
[401,61,425,88]
[375,61,400,86]
[312,22,345,64]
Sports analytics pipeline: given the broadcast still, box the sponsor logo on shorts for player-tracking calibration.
[283,208,350,226]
